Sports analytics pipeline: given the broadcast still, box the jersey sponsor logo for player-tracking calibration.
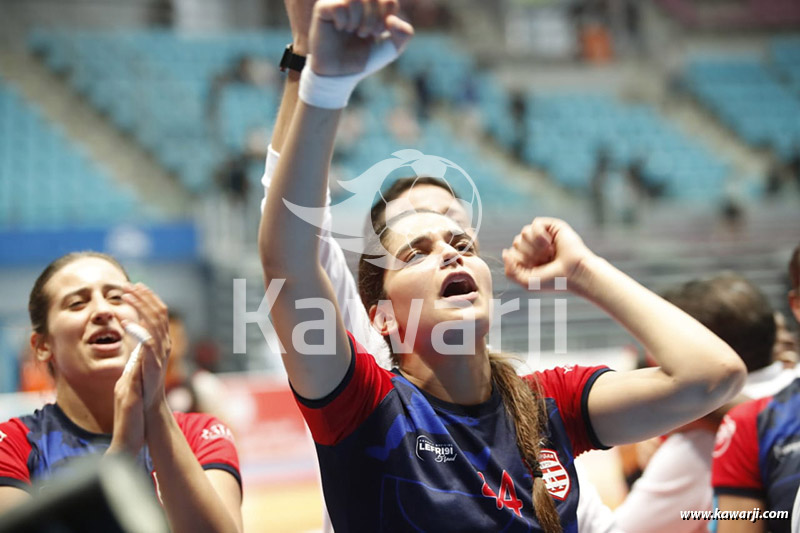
[713,415,736,458]
[539,448,570,500]
[560,365,575,374]
[773,439,800,460]
[0,429,6,444]
[201,423,235,443]
[415,435,457,463]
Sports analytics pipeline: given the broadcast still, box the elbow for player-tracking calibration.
[708,350,747,407]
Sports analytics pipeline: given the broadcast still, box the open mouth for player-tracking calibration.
[440,272,479,299]
[88,329,123,351]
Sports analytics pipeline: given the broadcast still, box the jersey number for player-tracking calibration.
[478,470,523,516]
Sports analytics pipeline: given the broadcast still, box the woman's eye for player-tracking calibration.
[405,250,425,264]
[456,241,474,253]
[108,293,124,303]
[68,300,85,309]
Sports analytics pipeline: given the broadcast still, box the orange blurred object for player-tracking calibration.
[19,359,55,393]
[581,24,614,63]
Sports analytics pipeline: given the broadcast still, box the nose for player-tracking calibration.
[439,242,463,268]
[90,296,115,324]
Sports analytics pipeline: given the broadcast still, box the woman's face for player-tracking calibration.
[37,257,139,383]
[379,212,492,352]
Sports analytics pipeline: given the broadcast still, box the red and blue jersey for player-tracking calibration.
[0,403,241,495]
[295,332,611,532]
[712,377,800,533]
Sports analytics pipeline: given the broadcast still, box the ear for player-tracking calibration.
[30,332,53,365]
[790,290,800,325]
[369,302,399,338]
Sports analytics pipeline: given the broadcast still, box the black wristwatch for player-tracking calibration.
[279,44,306,73]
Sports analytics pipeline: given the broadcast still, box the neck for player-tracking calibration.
[399,337,492,405]
[55,377,116,434]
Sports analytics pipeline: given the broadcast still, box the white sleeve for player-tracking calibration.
[614,431,714,533]
[261,146,392,369]
[792,485,800,533]
[575,459,622,533]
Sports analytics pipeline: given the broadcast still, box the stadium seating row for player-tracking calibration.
[0,80,144,228]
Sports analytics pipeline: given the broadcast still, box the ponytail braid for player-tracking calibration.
[489,354,563,533]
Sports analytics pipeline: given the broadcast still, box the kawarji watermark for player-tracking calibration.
[232,277,569,356]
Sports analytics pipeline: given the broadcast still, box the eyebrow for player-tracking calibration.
[59,284,125,305]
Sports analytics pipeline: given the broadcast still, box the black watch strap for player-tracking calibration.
[279,44,306,73]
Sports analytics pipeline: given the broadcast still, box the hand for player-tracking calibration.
[502,217,596,292]
[285,0,317,55]
[108,347,145,456]
[309,0,413,77]
[121,283,172,414]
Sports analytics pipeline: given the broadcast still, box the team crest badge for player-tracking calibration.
[539,449,570,500]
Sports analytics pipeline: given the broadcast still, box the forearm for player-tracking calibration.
[271,69,302,154]
[259,101,341,276]
[577,256,745,397]
[144,402,241,533]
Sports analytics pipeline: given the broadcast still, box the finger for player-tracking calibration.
[345,0,363,32]
[521,220,554,250]
[370,0,396,36]
[512,232,541,260]
[316,1,347,30]
[384,14,413,51]
[378,0,398,18]
[121,288,169,359]
[124,284,167,336]
[358,0,377,37]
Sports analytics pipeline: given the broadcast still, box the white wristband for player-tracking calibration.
[298,38,401,110]
[299,65,359,109]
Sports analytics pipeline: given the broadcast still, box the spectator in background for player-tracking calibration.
[510,91,527,161]
[615,272,795,533]
[711,244,800,532]
[412,68,432,121]
[207,54,277,140]
[773,311,799,368]
[590,146,611,227]
[788,140,800,191]
[165,311,230,423]
[765,143,791,197]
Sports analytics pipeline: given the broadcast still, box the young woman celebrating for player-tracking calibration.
[259,1,746,531]
[0,252,242,533]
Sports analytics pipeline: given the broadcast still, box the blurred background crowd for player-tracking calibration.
[1,0,799,530]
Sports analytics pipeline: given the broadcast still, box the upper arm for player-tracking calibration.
[716,495,767,533]
[266,264,352,400]
[204,470,242,532]
[587,367,726,446]
[0,486,31,514]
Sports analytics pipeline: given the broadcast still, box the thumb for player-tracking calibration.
[385,14,413,52]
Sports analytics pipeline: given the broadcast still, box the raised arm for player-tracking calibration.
[503,217,746,446]
[262,0,393,367]
[258,0,412,399]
